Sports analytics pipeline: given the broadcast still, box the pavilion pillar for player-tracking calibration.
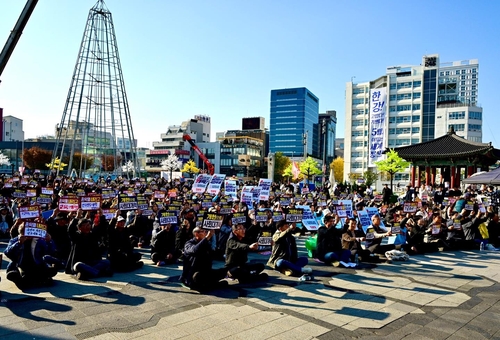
[416,166,422,188]
[467,166,474,177]
[425,166,431,186]
[431,167,436,186]
[410,165,416,187]
[450,166,456,189]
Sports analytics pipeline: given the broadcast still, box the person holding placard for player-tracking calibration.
[5,222,58,289]
[316,215,352,267]
[225,223,267,283]
[364,215,394,257]
[267,220,313,279]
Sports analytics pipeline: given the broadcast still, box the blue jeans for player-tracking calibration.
[323,250,351,264]
[276,257,308,276]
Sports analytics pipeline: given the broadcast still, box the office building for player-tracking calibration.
[270,87,319,159]
[318,110,337,167]
[242,117,265,130]
[344,54,481,186]
[145,116,208,173]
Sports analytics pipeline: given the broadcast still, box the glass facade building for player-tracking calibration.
[270,87,319,158]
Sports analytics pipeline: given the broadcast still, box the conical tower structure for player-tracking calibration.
[52,0,137,177]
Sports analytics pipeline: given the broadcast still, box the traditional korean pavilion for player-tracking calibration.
[392,127,500,188]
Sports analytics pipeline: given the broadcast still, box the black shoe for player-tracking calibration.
[135,261,144,269]
[76,271,88,281]
[6,270,22,284]
[7,270,26,289]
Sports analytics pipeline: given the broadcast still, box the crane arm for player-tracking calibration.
[0,0,38,79]
[182,134,215,175]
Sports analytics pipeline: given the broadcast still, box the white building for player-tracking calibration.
[2,115,24,142]
[344,54,481,188]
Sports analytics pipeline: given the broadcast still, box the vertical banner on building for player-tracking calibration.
[368,87,387,167]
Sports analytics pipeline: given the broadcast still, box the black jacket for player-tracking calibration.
[316,225,344,261]
[225,233,250,268]
[181,237,214,286]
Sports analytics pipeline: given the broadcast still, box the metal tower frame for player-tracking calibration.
[52,0,137,178]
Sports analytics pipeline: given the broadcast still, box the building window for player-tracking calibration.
[390,84,396,90]
[412,104,421,110]
[469,111,482,120]
[468,124,481,132]
[449,111,466,120]
[352,98,365,105]
[413,81,422,88]
[412,115,420,122]
[397,105,412,111]
[397,93,412,100]
[449,124,465,131]
[413,92,421,99]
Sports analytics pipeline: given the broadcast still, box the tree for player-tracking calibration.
[330,157,344,183]
[363,169,378,188]
[374,149,410,190]
[101,154,122,172]
[161,154,183,180]
[62,152,94,171]
[299,157,322,184]
[46,157,67,171]
[121,160,135,178]
[181,159,200,177]
[23,147,52,170]
[273,152,291,182]
[0,152,11,167]
[282,163,297,182]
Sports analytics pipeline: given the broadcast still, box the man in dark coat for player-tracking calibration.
[66,212,112,280]
[181,227,227,291]
[225,223,267,283]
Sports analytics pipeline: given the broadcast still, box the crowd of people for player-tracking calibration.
[1,171,499,292]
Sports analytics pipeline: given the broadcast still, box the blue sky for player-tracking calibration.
[0,0,499,148]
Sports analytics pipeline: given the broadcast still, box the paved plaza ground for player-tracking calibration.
[1,238,500,340]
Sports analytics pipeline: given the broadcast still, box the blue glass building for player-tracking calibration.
[270,87,319,158]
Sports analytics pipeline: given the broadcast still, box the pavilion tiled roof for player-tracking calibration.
[392,128,498,160]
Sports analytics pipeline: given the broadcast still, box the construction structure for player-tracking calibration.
[52,0,137,177]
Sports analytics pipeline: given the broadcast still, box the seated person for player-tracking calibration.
[5,222,58,289]
[107,211,143,272]
[364,215,394,256]
[181,227,227,291]
[66,210,112,280]
[402,217,425,254]
[341,218,370,263]
[267,220,312,277]
[316,214,352,266]
[151,222,178,266]
[225,223,267,283]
